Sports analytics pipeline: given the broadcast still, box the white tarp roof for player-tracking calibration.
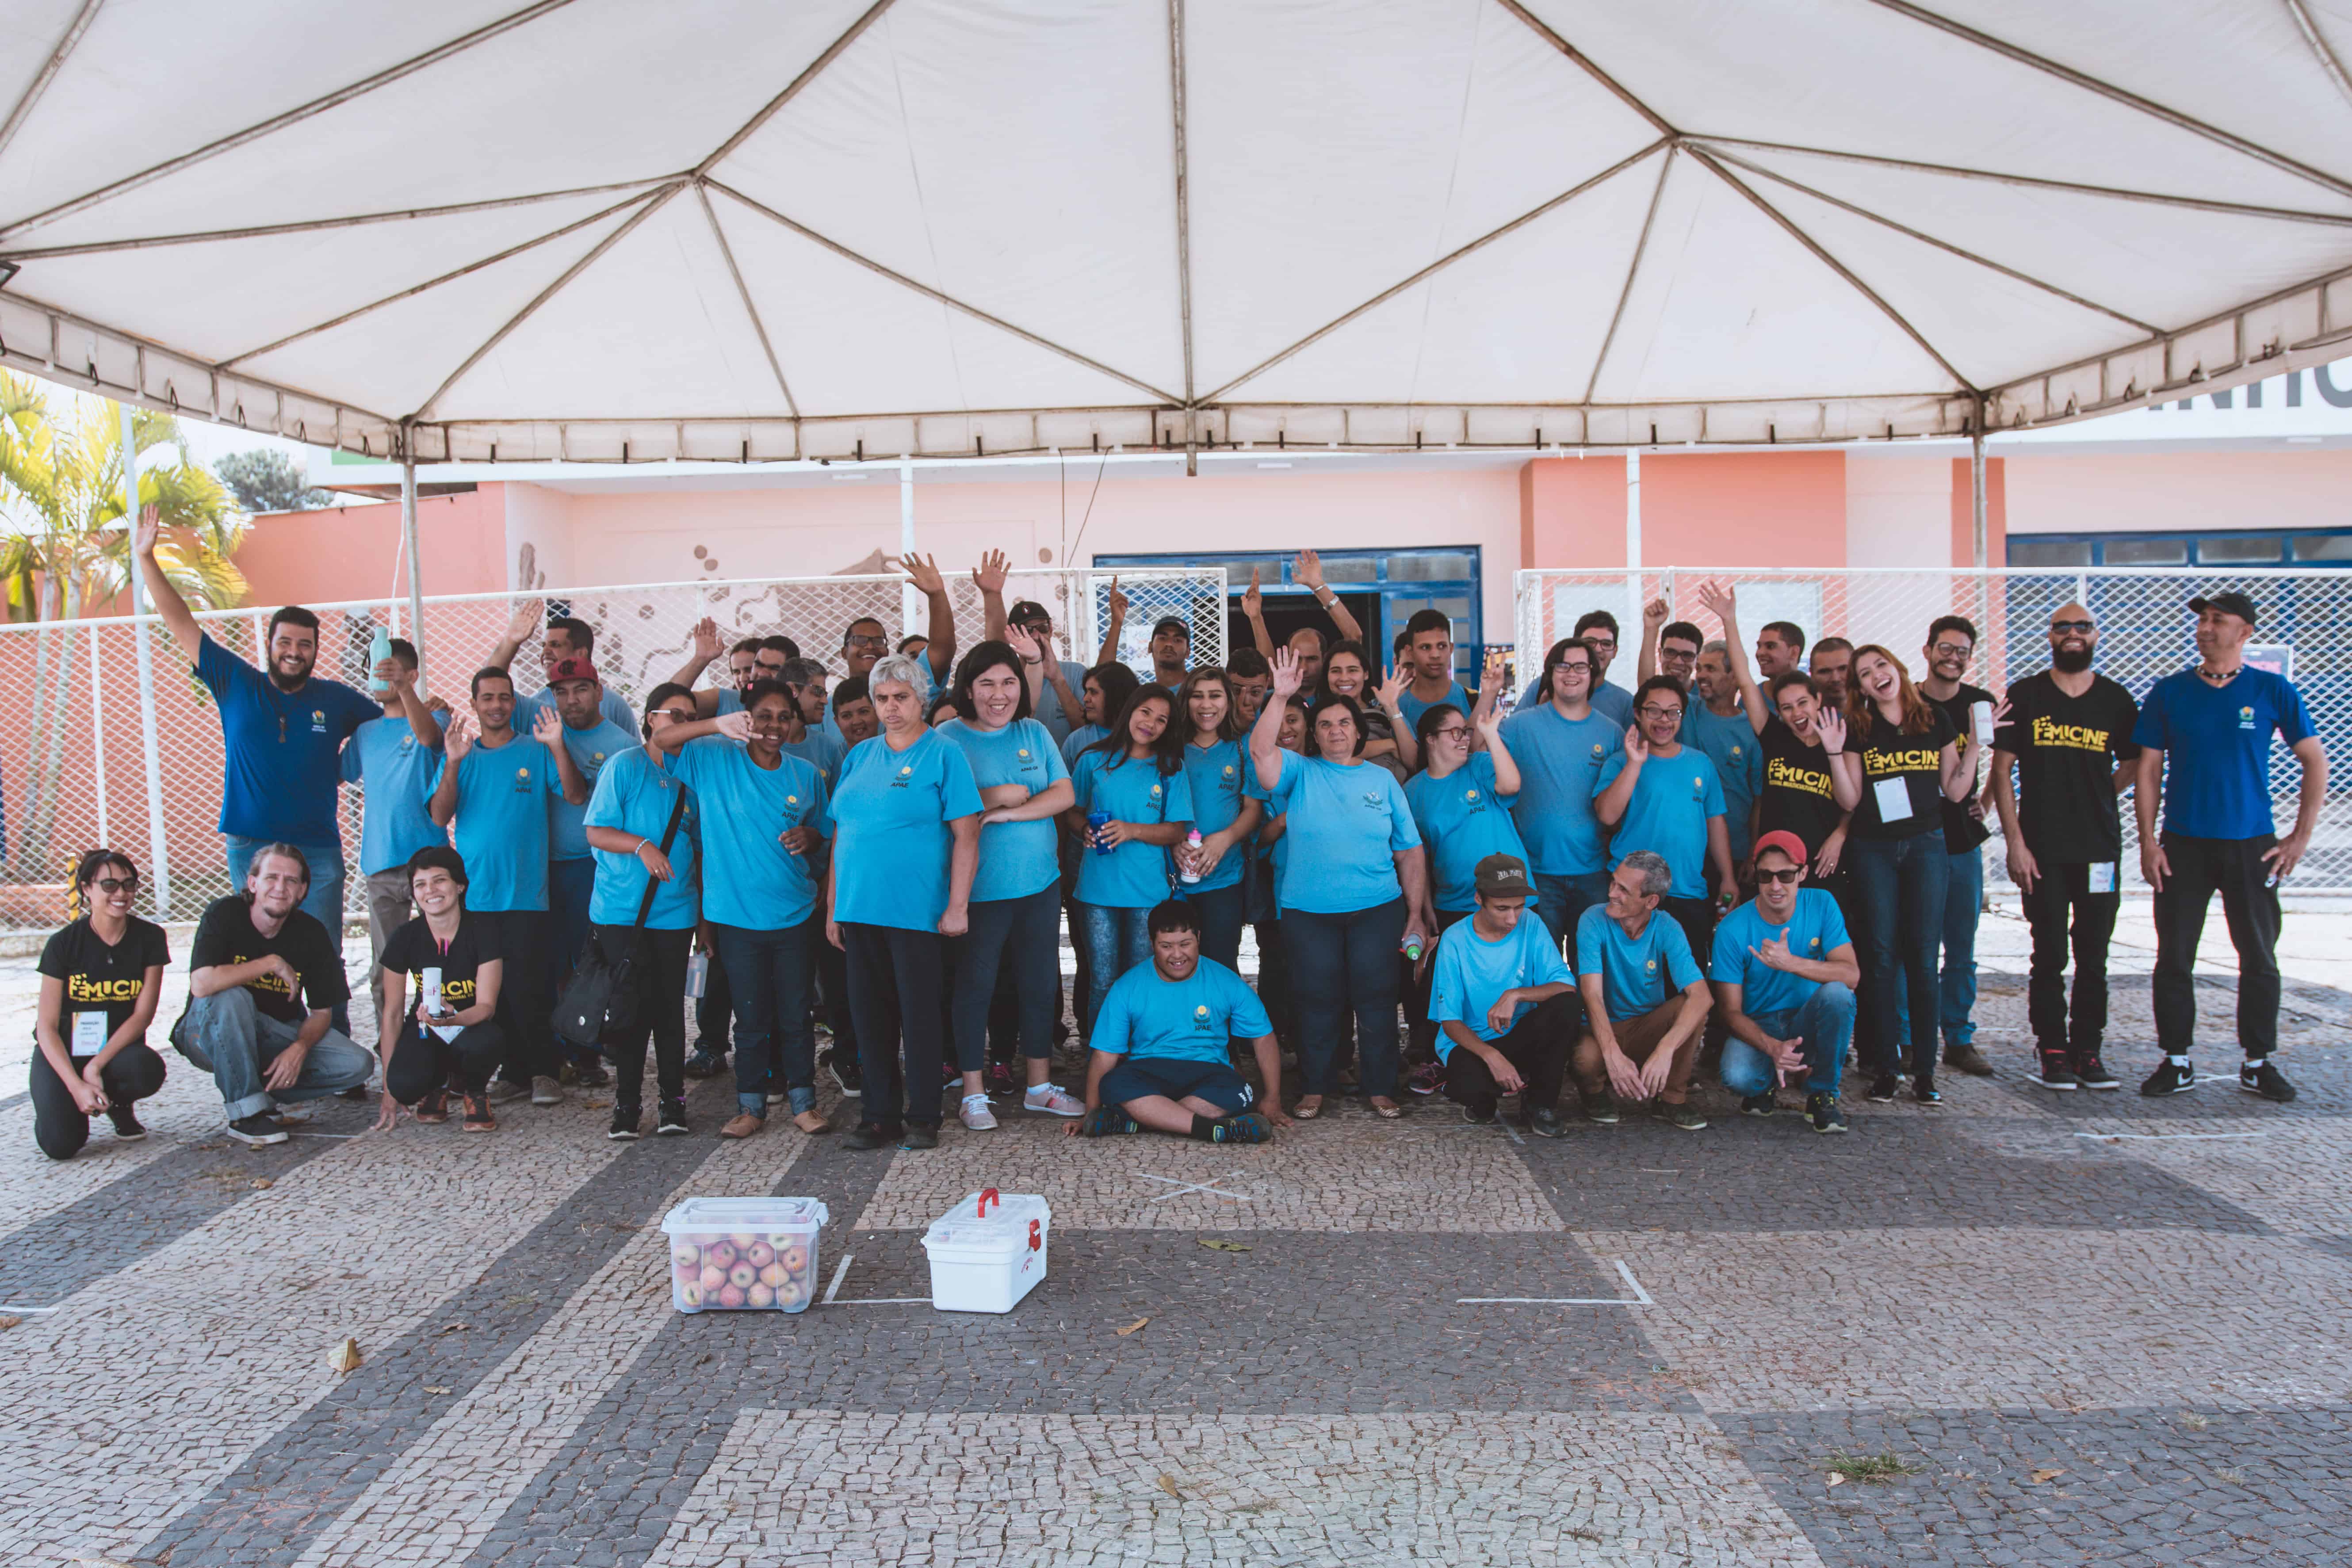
[3,0,2351,463]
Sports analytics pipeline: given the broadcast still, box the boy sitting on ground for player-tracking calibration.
[1430,853,1579,1136]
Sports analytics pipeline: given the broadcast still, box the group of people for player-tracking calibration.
[29,528,2326,1162]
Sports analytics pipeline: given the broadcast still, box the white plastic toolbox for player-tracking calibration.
[920,1188,1051,1313]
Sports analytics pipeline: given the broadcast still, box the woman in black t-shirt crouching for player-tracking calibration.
[375,846,506,1132]
[33,850,171,1159]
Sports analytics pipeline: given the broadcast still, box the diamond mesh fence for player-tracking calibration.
[0,566,1224,931]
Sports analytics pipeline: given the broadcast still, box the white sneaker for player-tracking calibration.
[959,1092,998,1131]
[1024,1082,1086,1117]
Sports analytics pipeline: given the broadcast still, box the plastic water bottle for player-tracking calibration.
[367,623,394,693]
[1087,809,1113,857]
[1402,933,1423,963]
[685,951,709,999]
[1179,829,1204,884]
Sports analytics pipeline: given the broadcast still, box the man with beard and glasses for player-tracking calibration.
[1905,616,1998,1079]
[135,514,377,1026]
[1991,604,2140,1093]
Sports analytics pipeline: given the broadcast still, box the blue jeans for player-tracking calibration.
[1532,872,1607,953]
[1720,983,1857,1098]
[546,857,599,1061]
[1849,830,1949,1079]
[1894,840,1982,1052]
[173,987,374,1120]
[1074,902,1153,1036]
[710,920,818,1116]
[1180,880,1247,972]
[1285,897,1408,1098]
[951,886,1061,1072]
[223,835,348,1033]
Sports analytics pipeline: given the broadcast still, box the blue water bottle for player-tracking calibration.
[1087,809,1113,856]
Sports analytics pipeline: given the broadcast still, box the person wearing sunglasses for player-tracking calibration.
[1710,831,1859,1134]
[32,850,171,1159]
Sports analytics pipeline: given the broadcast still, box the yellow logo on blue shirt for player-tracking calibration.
[1150,784,1163,798]
[1194,1005,1209,1019]
[899,765,914,776]
[1591,744,1605,757]
[1691,773,1706,798]
[513,765,532,792]
[1018,748,1031,759]
[1645,959,1656,971]
[787,795,800,805]
[1223,764,1235,777]
[592,751,606,765]
[1731,744,1744,759]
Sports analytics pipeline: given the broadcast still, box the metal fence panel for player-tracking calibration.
[1516,566,2350,893]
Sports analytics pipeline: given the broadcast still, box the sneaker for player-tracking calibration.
[572,1060,610,1089]
[1943,1045,1996,1078]
[1655,1101,1708,1132]
[1867,1074,1900,1103]
[2240,1059,2298,1104]
[2140,1059,2196,1097]
[530,1075,564,1106]
[1582,1092,1618,1125]
[1523,1105,1567,1140]
[1807,1093,1849,1134]
[485,1077,529,1105]
[720,1113,765,1140]
[1023,1082,1086,1117]
[1079,1105,1142,1137]
[226,1113,289,1147]
[1912,1079,1943,1108]
[461,1094,496,1133]
[823,1049,863,1098]
[2075,1054,2120,1091]
[1407,1059,1446,1097]
[105,1104,148,1141]
[899,1120,941,1151]
[940,1060,961,1091]
[2027,1052,2078,1091]
[983,1060,1020,1096]
[1460,1101,1499,1126]
[656,1098,689,1136]
[682,1050,727,1079]
[765,1088,788,1107]
[1740,1093,1775,1117]
[269,1103,311,1125]
[608,1104,641,1141]
[1208,1110,1273,1144]
[415,1088,451,1123]
[844,1121,901,1151]
[959,1093,998,1131]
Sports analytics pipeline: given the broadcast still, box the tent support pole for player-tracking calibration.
[900,458,919,636]
[401,426,427,693]
[121,400,171,917]
[1625,448,1642,612]
[1970,424,1988,570]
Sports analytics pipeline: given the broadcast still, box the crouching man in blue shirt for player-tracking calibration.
[1067,900,1289,1144]
[1429,853,1578,1136]
[1711,830,1860,1136]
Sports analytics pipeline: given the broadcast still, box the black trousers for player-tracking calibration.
[1661,896,1718,981]
[2152,832,2283,1060]
[598,925,695,1109]
[1443,992,1576,1116]
[845,922,948,1129]
[696,938,731,1056]
[2019,861,2121,1058]
[31,1042,166,1160]
[385,1022,507,1102]
[485,908,555,1082]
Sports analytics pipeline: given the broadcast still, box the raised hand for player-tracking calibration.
[1375,665,1408,710]
[1622,723,1649,764]
[373,654,412,693]
[1242,565,1263,621]
[895,551,946,597]
[691,616,722,662]
[1815,706,1847,754]
[1295,549,1326,592]
[1002,623,1041,663]
[504,596,545,647]
[444,712,476,762]
[713,710,753,742]
[530,706,565,748]
[1642,595,1669,630]
[131,506,162,557]
[1105,574,1128,622]
[1270,646,1305,698]
[1697,579,1737,626]
[973,548,1010,597]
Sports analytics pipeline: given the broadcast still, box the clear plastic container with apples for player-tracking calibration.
[660,1196,830,1314]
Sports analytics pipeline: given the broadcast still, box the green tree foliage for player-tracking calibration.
[214,447,330,514]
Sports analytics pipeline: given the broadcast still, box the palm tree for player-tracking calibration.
[0,373,246,875]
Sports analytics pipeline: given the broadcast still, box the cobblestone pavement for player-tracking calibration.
[0,924,2347,1567]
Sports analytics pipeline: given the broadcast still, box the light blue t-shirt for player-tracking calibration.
[1595,745,1725,898]
[1265,750,1421,915]
[830,727,983,931]
[548,717,639,861]
[940,716,1067,903]
[1033,659,1093,743]
[782,729,845,791]
[1710,888,1851,1019]
[2132,666,2315,841]
[341,710,451,876]
[1174,737,1253,894]
[1396,680,1472,737]
[1071,747,1193,908]
[1497,704,1622,876]
[431,735,564,913]
[1091,957,1273,1066]
[1681,702,1762,860]
[1061,723,1108,769]
[583,746,699,930]
[1575,903,1702,1023]
[664,736,830,931]
[1403,752,1526,913]
[1429,913,1573,1056]
[518,683,635,737]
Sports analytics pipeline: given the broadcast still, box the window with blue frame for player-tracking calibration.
[2009,528,2352,567]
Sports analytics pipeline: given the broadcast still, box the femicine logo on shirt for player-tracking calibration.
[1863,747,1939,776]
[67,975,144,1004]
[229,956,297,999]
[2028,715,2114,753]
[1766,757,1832,798]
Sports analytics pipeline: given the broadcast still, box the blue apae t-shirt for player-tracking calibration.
[1091,958,1273,1065]
[1595,745,1726,898]
[1265,750,1421,914]
[664,736,830,930]
[1404,752,1526,912]
[1428,914,1573,1055]
[2131,666,2315,841]
[1709,888,1851,1018]
[431,735,565,912]
[1575,904,1702,1023]
[547,717,639,861]
[1395,680,1472,737]
[196,634,379,847]
[1071,746,1193,908]
[1060,723,1108,769]
[584,746,699,930]
[830,728,983,931]
[1497,704,1622,876]
[341,709,451,875]
[940,717,1068,903]
[1680,702,1762,860]
[1175,738,1253,894]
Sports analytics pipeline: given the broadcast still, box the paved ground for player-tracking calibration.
[0,906,2346,1566]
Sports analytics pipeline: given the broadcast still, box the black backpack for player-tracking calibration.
[551,787,687,1047]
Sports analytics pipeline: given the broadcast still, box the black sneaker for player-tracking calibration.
[2027,1052,2078,1091]
[682,1050,727,1080]
[823,1049,863,1098]
[1912,1078,1943,1108]
[656,1098,689,1136]
[2140,1059,2196,1097]
[1867,1074,1900,1103]
[226,1113,289,1147]
[1740,1093,1775,1117]
[1582,1091,1618,1125]
[572,1059,611,1089]
[1807,1093,1848,1135]
[1524,1106,1568,1140]
[2240,1059,2298,1104]
[1080,1105,1141,1137]
[1655,1101,1708,1132]
[1208,1110,1274,1144]
[1460,1101,1499,1126]
[983,1060,1020,1096]
[2075,1055,2120,1091]
[844,1121,901,1150]
[608,1104,642,1141]
[898,1120,941,1151]
[106,1104,148,1140]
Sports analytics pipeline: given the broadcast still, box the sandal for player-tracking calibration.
[1292,1094,1324,1120]
[1368,1096,1405,1119]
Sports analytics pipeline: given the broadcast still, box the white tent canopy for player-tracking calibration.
[4,0,2352,463]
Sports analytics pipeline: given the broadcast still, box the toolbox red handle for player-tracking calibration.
[977,1187,1000,1218]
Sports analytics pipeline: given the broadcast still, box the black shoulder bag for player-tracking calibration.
[552,785,688,1048]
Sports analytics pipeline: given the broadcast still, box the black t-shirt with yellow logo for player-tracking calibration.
[1993,671,2141,863]
[379,912,500,1046]
[1851,705,1958,840]
[1758,718,1844,857]
[38,915,171,1046]
[186,894,349,1025]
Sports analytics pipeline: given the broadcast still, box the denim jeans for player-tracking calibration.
[711,919,818,1116]
[1074,902,1154,1036]
[1179,881,1247,972]
[1532,872,1607,952]
[1894,839,1981,1052]
[952,886,1061,1072]
[224,834,348,1033]
[173,987,374,1120]
[1720,983,1856,1098]
[1284,897,1408,1098]
[1848,829,1949,1079]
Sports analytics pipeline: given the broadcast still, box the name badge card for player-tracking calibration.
[2089,862,2117,894]
[1872,776,1912,823]
[71,1010,108,1056]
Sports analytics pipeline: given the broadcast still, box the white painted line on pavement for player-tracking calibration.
[822,1254,853,1306]
[2074,1131,2268,1141]
[1140,1171,1253,1203]
[1459,1259,1654,1307]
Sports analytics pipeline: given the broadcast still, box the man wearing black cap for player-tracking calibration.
[997,596,1090,745]
[1427,853,1579,1135]
[1143,616,1192,688]
[2131,592,2326,1102]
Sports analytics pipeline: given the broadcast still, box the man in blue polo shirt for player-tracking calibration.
[2133,592,2328,1103]
[1571,850,1713,1130]
[1711,831,1859,1134]
[1430,853,1577,1136]
[1068,900,1283,1143]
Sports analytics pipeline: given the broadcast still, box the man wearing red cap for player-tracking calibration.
[544,657,641,1085]
[1709,830,1860,1134]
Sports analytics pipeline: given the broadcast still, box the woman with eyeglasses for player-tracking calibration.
[33,850,170,1158]
[1171,668,1263,973]
[1402,698,1526,1091]
[1065,684,1193,1032]
[1320,640,1417,779]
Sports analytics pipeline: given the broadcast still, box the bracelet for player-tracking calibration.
[636,836,651,854]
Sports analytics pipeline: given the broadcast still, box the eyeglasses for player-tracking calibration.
[1430,724,1471,741]
[2050,620,2093,634]
[1637,705,1684,721]
[1583,639,1617,653]
[1755,867,1804,885]
[1931,642,1973,659]
[91,876,139,894]
[1550,661,1592,676]
[844,635,887,650]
